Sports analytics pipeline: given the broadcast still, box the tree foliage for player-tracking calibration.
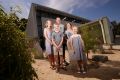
[0,5,38,80]
[112,21,120,35]
[79,22,104,53]
[19,18,27,31]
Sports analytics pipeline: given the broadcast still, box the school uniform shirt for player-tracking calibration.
[52,31,63,55]
[52,31,63,46]
[65,30,73,39]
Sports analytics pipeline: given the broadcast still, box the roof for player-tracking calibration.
[31,3,90,23]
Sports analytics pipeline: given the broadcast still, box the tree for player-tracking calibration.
[111,21,120,38]
[0,5,38,80]
[79,21,104,59]
[116,22,120,35]
[19,18,28,31]
[9,5,28,32]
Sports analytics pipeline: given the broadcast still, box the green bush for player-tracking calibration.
[0,6,38,80]
[79,21,104,54]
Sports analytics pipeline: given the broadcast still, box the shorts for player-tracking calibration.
[53,47,63,56]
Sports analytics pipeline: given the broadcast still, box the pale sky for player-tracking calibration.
[0,0,120,22]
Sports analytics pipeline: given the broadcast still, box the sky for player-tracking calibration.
[0,0,120,22]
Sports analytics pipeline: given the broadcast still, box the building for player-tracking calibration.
[26,3,120,57]
[80,17,120,50]
[26,3,90,51]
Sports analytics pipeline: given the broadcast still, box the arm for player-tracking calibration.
[44,28,52,44]
[60,24,64,33]
[70,36,74,51]
[79,35,85,50]
[52,38,58,48]
[58,37,63,48]
[52,33,59,48]
[81,39,85,48]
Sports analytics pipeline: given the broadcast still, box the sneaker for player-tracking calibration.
[77,71,81,74]
[63,61,69,66]
[61,67,67,71]
[82,71,87,74]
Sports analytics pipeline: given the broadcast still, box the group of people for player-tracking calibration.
[44,17,87,74]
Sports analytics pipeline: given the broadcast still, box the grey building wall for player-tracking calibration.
[26,4,38,39]
[26,3,90,57]
[102,17,114,44]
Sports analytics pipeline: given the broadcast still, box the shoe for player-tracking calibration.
[63,61,69,66]
[82,71,87,74]
[61,67,67,71]
[77,71,81,74]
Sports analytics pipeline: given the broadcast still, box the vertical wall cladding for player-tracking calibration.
[36,11,46,50]
[102,17,114,44]
[26,4,38,38]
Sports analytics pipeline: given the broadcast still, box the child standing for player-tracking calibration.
[52,24,64,72]
[44,20,55,70]
[70,26,87,74]
[54,17,68,67]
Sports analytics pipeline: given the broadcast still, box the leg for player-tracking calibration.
[77,60,82,73]
[48,55,52,66]
[82,54,88,72]
[54,55,60,72]
[60,55,64,67]
[49,54,55,70]
[83,60,87,72]
[51,54,55,67]
[51,45,55,67]
[62,44,69,66]
[63,44,66,61]
[79,61,87,74]
[60,55,67,71]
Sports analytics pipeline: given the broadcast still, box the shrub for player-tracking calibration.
[79,21,104,58]
[0,6,38,80]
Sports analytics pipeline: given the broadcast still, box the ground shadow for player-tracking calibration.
[58,60,120,80]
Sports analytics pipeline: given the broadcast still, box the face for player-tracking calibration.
[73,27,78,34]
[47,20,52,28]
[54,25,60,31]
[56,17,61,24]
[67,23,72,30]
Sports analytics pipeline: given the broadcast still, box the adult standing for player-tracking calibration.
[65,23,73,61]
[65,23,73,39]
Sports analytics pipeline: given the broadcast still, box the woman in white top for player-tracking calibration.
[65,23,73,51]
[65,23,73,39]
